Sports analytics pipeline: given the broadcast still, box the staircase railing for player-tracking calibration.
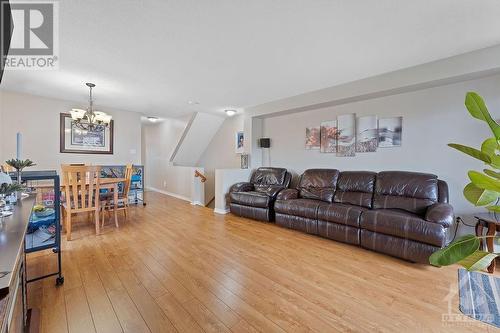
[194,170,207,183]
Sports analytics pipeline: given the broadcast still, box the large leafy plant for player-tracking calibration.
[430,92,500,271]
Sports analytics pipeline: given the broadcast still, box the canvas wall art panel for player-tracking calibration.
[356,115,378,152]
[337,114,356,157]
[378,117,402,148]
[305,127,320,150]
[320,120,338,153]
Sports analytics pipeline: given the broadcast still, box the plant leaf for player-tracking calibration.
[481,138,498,155]
[463,182,498,206]
[484,169,500,179]
[458,251,498,271]
[486,205,500,213]
[468,171,500,192]
[448,144,491,164]
[465,92,500,140]
[481,138,500,168]
[429,234,480,267]
[465,92,488,121]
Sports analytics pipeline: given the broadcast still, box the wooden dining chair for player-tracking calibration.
[101,164,134,227]
[61,165,101,240]
[1,163,13,173]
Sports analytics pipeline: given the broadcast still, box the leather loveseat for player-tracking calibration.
[229,167,292,222]
[273,169,453,263]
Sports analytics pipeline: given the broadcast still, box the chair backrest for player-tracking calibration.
[122,164,134,197]
[61,165,101,212]
[1,164,13,173]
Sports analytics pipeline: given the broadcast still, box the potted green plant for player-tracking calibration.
[0,183,24,196]
[5,158,36,184]
[0,183,24,214]
[430,92,500,271]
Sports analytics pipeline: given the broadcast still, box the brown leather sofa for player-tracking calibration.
[274,169,453,263]
[229,167,292,222]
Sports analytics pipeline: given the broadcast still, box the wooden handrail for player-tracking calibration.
[194,170,207,183]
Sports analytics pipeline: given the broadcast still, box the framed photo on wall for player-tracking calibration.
[235,131,244,154]
[60,113,114,154]
[240,154,249,169]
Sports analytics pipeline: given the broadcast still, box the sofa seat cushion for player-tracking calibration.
[230,191,271,208]
[360,209,448,247]
[274,199,321,219]
[317,203,367,227]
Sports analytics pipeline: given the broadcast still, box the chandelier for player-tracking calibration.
[70,83,111,132]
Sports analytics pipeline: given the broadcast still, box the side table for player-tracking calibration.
[474,213,500,273]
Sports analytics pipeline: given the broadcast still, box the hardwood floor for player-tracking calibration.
[27,191,493,332]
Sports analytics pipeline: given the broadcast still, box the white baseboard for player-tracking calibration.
[146,187,191,202]
[191,201,204,206]
[214,208,230,215]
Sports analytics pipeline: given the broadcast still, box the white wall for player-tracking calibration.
[214,168,252,214]
[170,112,225,166]
[142,116,191,197]
[0,90,142,169]
[260,74,500,215]
[198,114,245,203]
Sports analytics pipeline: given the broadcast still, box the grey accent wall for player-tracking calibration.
[260,74,500,215]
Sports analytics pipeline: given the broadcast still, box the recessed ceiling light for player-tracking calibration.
[225,109,236,117]
[188,100,199,105]
[147,116,159,122]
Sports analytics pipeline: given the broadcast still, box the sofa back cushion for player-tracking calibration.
[251,167,287,186]
[334,171,376,208]
[373,171,438,215]
[437,180,449,203]
[298,169,339,203]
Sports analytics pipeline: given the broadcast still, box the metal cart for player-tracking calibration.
[11,171,64,286]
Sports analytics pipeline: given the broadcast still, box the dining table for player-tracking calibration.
[60,177,126,233]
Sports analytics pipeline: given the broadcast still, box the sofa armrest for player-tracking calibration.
[276,188,299,201]
[229,182,254,193]
[425,203,454,228]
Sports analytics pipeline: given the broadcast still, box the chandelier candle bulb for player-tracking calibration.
[70,83,112,132]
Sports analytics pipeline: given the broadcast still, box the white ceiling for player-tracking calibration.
[2,0,500,118]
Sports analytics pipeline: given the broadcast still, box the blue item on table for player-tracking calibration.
[28,209,56,233]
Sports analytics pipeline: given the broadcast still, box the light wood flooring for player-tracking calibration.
[27,191,494,332]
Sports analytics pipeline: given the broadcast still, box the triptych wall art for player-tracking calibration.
[305,114,402,156]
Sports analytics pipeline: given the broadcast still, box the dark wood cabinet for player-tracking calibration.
[0,197,32,332]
